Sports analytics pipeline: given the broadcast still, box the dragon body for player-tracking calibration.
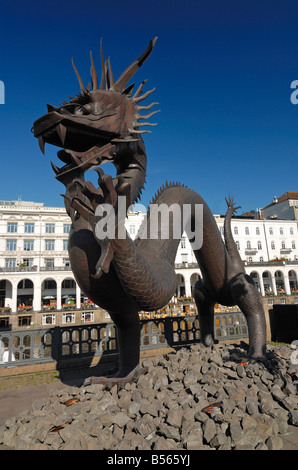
[33,38,266,383]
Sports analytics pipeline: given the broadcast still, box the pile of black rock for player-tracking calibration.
[0,342,297,450]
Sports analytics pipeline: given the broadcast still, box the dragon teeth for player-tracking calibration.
[38,135,45,154]
[56,123,67,145]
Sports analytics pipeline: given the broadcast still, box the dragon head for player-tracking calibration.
[33,37,159,185]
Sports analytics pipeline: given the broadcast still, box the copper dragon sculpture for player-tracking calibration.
[33,38,267,385]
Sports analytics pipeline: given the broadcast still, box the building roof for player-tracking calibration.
[263,191,298,209]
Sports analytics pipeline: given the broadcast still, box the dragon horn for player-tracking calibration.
[71,58,85,92]
[100,38,105,90]
[90,51,98,90]
[112,37,158,93]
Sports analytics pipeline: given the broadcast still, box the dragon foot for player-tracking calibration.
[83,366,148,388]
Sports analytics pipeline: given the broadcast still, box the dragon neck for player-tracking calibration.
[114,137,147,206]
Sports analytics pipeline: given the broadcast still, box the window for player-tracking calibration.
[24,239,34,251]
[62,313,75,324]
[280,227,284,235]
[45,258,54,268]
[234,226,238,235]
[269,227,273,235]
[18,316,32,327]
[245,227,249,235]
[219,226,224,235]
[5,258,16,268]
[257,241,262,250]
[43,279,56,289]
[7,222,17,233]
[6,239,17,251]
[25,223,35,233]
[246,241,251,249]
[256,227,260,235]
[247,257,253,262]
[281,241,286,249]
[129,225,136,236]
[268,299,274,306]
[22,258,33,267]
[63,258,70,267]
[62,279,75,288]
[63,239,68,251]
[236,241,240,251]
[290,227,294,235]
[42,314,56,325]
[45,239,55,251]
[292,241,296,249]
[45,223,55,233]
[81,311,94,323]
[271,241,275,250]
[180,238,186,249]
[63,224,71,234]
[259,257,264,262]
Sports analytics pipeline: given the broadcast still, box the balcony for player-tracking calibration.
[245,248,258,255]
[280,248,292,254]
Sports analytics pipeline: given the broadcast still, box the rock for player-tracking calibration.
[266,436,283,450]
[2,342,297,450]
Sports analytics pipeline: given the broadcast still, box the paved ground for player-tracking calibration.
[0,366,297,451]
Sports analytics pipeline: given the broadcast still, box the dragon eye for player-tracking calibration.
[60,103,90,115]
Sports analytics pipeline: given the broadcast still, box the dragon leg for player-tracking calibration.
[193,279,215,347]
[229,272,266,360]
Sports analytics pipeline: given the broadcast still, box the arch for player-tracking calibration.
[17,278,34,308]
[250,271,260,290]
[176,273,185,297]
[274,270,285,293]
[288,270,298,292]
[262,271,273,294]
[0,279,13,308]
[41,277,57,307]
[190,272,201,295]
[61,277,77,306]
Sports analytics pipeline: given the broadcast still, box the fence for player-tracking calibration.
[0,312,248,368]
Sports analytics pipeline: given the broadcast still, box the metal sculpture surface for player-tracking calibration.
[33,38,267,385]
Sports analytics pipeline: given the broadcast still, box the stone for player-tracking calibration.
[266,436,283,450]
[202,417,217,444]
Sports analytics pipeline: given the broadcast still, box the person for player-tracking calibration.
[2,342,16,363]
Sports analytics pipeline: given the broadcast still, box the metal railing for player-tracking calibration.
[0,312,248,368]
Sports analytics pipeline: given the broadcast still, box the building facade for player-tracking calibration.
[0,199,298,328]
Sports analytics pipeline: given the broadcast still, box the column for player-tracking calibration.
[284,274,291,296]
[33,284,41,311]
[184,274,192,298]
[272,275,277,296]
[11,282,18,313]
[76,283,81,309]
[57,282,62,310]
[259,274,265,297]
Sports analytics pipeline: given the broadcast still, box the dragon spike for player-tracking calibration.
[100,38,105,90]
[108,57,114,86]
[105,60,110,90]
[133,87,156,104]
[71,57,85,92]
[137,109,161,120]
[137,102,159,111]
[90,51,98,91]
[47,104,58,113]
[136,122,158,127]
[133,79,148,99]
[112,37,158,93]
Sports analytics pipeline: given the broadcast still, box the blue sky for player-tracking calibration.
[1,0,298,215]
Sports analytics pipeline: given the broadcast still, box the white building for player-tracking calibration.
[0,198,298,317]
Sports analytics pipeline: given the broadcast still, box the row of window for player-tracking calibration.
[6,222,71,234]
[234,226,295,236]
[5,239,68,251]
[236,240,296,250]
[5,258,70,268]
